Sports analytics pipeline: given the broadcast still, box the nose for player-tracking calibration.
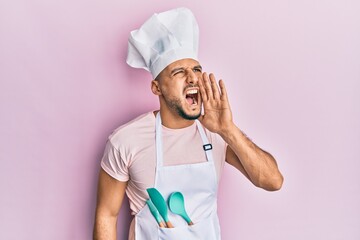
[186,69,198,84]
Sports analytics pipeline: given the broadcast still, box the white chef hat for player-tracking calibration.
[126,7,199,79]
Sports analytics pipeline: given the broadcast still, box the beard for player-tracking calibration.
[165,97,201,120]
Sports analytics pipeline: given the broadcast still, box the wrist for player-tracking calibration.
[218,122,238,141]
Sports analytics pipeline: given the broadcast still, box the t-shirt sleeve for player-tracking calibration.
[100,139,129,182]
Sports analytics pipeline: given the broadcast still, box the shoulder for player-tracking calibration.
[108,111,156,150]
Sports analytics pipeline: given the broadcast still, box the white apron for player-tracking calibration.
[134,113,221,240]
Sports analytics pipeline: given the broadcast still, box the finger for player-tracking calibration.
[202,72,214,100]
[198,73,208,102]
[219,79,229,102]
[209,73,221,100]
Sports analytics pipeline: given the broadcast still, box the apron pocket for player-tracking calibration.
[157,213,217,240]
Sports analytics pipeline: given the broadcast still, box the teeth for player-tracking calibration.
[186,89,198,94]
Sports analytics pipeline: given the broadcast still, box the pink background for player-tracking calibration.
[1,0,359,239]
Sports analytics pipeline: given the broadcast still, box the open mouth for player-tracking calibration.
[185,89,199,106]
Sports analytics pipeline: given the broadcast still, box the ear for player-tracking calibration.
[151,80,161,96]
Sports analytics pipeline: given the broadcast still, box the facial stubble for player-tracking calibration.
[166,97,201,120]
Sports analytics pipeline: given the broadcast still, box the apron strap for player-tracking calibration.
[155,113,163,167]
[155,112,214,167]
[195,120,214,163]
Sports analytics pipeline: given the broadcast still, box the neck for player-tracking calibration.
[154,108,195,129]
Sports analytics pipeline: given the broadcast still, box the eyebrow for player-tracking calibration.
[170,65,202,75]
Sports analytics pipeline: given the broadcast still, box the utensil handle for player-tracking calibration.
[166,221,174,228]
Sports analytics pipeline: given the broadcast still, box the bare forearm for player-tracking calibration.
[220,123,283,191]
[93,214,117,240]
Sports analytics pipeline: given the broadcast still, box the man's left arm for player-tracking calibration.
[198,73,283,191]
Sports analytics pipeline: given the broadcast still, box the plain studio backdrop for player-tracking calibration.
[0,0,359,239]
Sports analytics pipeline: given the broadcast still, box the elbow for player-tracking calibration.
[257,172,284,191]
[269,174,284,191]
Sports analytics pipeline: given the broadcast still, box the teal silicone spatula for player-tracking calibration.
[146,199,166,228]
[168,192,193,225]
[147,188,174,228]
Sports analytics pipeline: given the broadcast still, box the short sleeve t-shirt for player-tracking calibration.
[101,111,227,215]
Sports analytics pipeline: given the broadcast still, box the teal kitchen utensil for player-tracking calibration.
[168,192,193,225]
[147,188,174,228]
[146,199,166,228]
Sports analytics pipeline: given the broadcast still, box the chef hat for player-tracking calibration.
[126,7,199,79]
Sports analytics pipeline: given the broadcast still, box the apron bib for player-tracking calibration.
[135,113,221,239]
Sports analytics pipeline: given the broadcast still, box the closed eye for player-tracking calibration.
[173,70,185,76]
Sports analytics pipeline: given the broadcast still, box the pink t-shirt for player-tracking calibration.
[101,111,227,214]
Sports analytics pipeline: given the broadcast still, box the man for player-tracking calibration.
[93,7,283,240]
